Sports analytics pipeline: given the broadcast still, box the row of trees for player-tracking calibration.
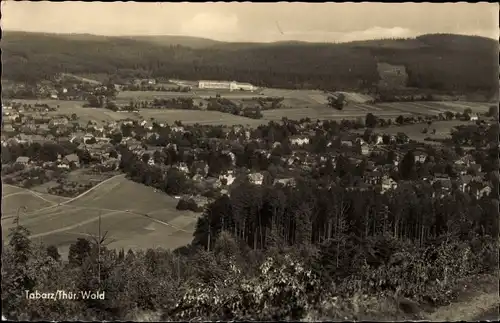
[121,84,191,92]
[206,97,263,119]
[115,98,200,111]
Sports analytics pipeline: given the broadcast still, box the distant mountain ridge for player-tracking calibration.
[3,30,497,48]
[2,31,498,96]
[122,35,223,49]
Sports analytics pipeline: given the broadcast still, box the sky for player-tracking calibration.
[2,2,499,43]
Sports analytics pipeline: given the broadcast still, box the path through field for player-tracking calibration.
[2,184,66,204]
[2,176,199,257]
[1,174,125,220]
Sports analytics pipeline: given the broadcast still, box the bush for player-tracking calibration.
[176,199,193,211]
[171,255,320,321]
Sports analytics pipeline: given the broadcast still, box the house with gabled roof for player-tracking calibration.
[274,177,296,187]
[289,135,310,146]
[63,154,80,168]
[248,172,264,185]
[15,156,30,165]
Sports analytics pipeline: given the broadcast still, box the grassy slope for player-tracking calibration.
[2,177,197,257]
[2,184,70,214]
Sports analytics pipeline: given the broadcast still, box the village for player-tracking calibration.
[2,3,499,322]
[1,95,494,210]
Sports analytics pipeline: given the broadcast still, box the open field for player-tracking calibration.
[116,90,195,101]
[433,101,492,113]
[119,89,268,101]
[2,185,69,204]
[336,92,375,104]
[2,193,54,214]
[261,105,412,122]
[2,184,26,195]
[353,120,470,143]
[138,109,263,126]
[374,101,492,116]
[16,99,263,126]
[69,176,182,214]
[29,169,119,195]
[2,176,199,258]
[260,88,330,107]
[13,97,492,128]
[376,102,447,116]
[2,184,70,214]
[14,99,127,124]
[14,99,87,111]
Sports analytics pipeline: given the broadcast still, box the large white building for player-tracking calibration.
[198,80,257,92]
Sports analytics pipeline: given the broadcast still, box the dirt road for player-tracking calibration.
[426,292,499,321]
[474,306,499,321]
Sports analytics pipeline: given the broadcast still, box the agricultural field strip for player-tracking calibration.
[1,195,53,214]
[377,102,441,116]
[28,210,125,239]
[20,98,484,127]
[2,185,25,195]
[262,109,412,119]
[356,103,383,111]
[21,203,195,239]
[70,180,124,203]
[1,174,125,220]
[308,94,328,104]
[3,179,195,237]
[436,101,489,111]
[404,102,449,114]
[3,194,195,239]
[2,185,61,205]
[2,191,51,201]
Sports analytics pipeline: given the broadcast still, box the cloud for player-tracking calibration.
[272,26,417,43]
[339,27,416,42]
[457,29,500,40]
[180,12,239,39]
[257,26,498,43]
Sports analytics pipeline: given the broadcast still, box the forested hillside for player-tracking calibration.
[2,31,498,95]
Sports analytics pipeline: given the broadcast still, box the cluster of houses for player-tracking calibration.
[14,153,80,169]
[1,100,494,210]
[3,77,103,101]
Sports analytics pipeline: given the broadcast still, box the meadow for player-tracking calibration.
[1,176,199,258]
[16,99,126,123]
[261,105,412,122]
[17,99,263,126]
[2,184,70,214]
[28,168,118,195]
[2,192,54,214]
[15,95,491,129]
[116,90,195,101]
[138,109,263,126]
[353,119,470,143]
[375,101,491,116]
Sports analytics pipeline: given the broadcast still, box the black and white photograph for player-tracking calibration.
[1,1,499,321]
